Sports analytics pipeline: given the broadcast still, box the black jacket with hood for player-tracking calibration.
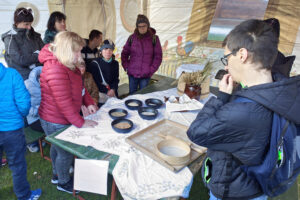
[1,26,44,80]
[187,73,300,200]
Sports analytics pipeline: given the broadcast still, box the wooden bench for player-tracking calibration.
[24,126,51,161]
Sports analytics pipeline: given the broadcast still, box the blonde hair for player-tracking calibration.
[49,31,85,69]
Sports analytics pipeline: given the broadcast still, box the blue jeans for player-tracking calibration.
[129,75,150,94]
[40,118,71,184]
[0,128,31,200]
[209,191,267,200]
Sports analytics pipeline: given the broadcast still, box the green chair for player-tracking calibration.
[24,126,51,161]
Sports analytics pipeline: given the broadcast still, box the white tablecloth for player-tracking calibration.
[55,88,214,200]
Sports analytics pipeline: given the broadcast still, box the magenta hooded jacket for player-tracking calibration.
[121,28,162,78]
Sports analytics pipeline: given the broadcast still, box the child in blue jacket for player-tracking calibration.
[0,62,42,200]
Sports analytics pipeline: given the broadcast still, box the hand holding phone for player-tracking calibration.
[215,69,228,80]
[219,74,233,94]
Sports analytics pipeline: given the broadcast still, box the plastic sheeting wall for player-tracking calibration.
[0,0,299,78]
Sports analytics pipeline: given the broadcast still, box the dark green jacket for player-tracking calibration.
[43,29,57,44]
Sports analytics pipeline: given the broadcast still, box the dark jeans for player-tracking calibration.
[129,75,150,94]
[40,118,71,184]
[0,128,31,200]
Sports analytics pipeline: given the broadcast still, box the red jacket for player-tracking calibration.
[38,44,94,127]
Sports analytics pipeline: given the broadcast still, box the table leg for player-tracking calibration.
[39,138,51,161]
[111,178,117,200]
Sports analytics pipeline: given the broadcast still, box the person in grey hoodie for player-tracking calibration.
[2,7,44,80]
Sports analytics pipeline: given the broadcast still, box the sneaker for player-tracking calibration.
[27,144,39,153]
[27,188,42,200]
[57,179,79,194]
[42,141,46,147]
[1,158,7,166]
[51,174,58,184]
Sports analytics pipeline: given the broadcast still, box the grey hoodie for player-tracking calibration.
[1,25,44,80]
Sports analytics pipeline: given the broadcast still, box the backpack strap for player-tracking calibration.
[92,60,110,90]
[129,34,133,46]
[152,35,157,46]
[270,119,290,178]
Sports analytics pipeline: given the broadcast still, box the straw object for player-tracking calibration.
[177,62,212,99]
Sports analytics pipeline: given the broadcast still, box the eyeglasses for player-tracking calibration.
[220,52,233,66]
[137,25,147,29]
[17,8,32,16]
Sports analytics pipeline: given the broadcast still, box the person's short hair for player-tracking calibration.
[49,31,85,70]
[14,7,33,25]
[264,18,280,38]
[89,30,102,41]
[47,11,66,31]
[222,19,278,70]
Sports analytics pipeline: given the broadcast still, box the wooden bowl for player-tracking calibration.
[156,137,191,166]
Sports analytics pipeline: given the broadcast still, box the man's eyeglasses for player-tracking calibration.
[17,8,32,16]
[220,52,233,66]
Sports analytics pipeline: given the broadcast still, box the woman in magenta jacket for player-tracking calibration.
[121,14,162,94]
[38,31,98,194]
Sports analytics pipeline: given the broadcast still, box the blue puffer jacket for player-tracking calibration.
[0,63,30,131]
[25,66,42,125]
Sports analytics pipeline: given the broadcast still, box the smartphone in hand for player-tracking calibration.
[215,69,228,80]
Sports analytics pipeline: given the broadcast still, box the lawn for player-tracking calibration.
[0,146,209,200]
[0,145,298,200]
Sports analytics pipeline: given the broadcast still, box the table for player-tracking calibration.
[46,75,211,200]
[46,127,120,200]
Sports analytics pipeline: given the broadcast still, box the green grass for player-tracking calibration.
[1,145,298,200]
[1,146,299,199]
[0,146,209,200]
[0,146,121,200]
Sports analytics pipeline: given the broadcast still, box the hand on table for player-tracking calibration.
[81,105,90,117]
[107,89,116,97]
[82,119,98,128]
[87,104,97,114]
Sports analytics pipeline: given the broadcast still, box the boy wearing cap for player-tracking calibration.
[87,39,119,105]
[121,14,162,94]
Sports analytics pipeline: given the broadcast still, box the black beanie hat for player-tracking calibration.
[136,14,150,28]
